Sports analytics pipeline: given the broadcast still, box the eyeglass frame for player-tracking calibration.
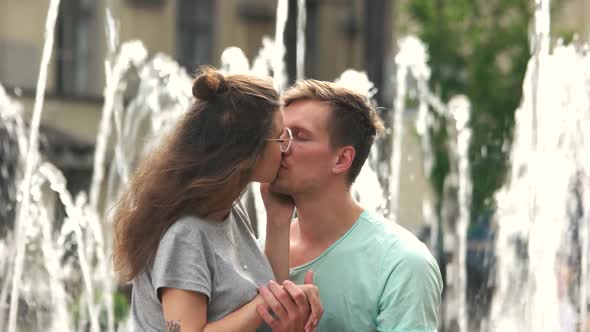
[265,127,293,153]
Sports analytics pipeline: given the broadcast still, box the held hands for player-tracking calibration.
[260,183,295,229]
[256,270,323,332]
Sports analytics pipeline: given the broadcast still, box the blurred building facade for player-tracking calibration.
[0,0,395,149]
[0,0,394,198]
[557,0,590,40]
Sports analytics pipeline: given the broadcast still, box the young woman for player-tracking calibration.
[112,68,321,332]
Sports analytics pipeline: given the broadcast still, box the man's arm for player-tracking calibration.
[376,246,443,332]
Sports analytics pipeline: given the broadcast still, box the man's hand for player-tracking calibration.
[256,271,323,332]
[260,183,295,229]
[293,270,322,332]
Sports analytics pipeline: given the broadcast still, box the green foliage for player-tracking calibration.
[69,289,130,330]
[113,291,131,325]
[405,0,533,219]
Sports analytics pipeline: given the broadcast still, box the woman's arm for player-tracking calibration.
[161,288,265,332]
[161,288,208,332]
[260,184,295,283]
[265,218,291,283]
[161,286,312,332]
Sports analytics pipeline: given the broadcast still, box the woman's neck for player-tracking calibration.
[205,207,232,221]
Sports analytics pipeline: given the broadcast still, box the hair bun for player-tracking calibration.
[192,69,229,101]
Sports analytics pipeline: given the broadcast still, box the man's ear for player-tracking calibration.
[332,146,355,175]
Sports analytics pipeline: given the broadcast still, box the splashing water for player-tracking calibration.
[449,95,472,332]
[296,0,307,81]
[0,37,196,330]
[8,0,62,331]
[488,0,590,330]
[388,36,443,223]
[273,0,289,92]
[490,40,590,332]
[391,35,474,331]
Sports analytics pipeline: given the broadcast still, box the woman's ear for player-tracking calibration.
[332,146,355,175]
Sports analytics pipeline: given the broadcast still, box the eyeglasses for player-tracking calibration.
[266,127,293,153]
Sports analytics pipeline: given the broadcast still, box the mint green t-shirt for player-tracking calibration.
[289,211,443,332]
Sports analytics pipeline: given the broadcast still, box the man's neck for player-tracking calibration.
[292,185,364,247]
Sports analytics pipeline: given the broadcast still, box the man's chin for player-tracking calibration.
[268,180,291,195]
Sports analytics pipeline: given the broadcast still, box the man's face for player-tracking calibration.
[270,99,335,196]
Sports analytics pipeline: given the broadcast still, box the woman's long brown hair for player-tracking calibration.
[112,68,279,281]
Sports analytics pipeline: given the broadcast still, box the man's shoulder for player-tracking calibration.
[358,211,438,269]
[357,211,423,248]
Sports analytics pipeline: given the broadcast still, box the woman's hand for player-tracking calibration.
[257,280,306,332]
[256,271,323,332]
[260,183,295,229]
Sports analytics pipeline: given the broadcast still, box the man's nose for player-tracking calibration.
[282,145,293,156]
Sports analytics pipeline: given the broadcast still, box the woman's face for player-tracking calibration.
[251,110,285,183]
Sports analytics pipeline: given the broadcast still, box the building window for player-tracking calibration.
[56,0,98,97]
[176,0,215,71]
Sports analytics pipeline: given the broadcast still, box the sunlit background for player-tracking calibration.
[1,0,589,331]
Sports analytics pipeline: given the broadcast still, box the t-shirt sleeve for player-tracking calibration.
[376,243,443,332]
[150,220,213,302]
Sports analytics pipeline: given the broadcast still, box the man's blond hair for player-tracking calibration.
[282,79,384,184]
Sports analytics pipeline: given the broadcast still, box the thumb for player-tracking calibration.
[304,269,314,284]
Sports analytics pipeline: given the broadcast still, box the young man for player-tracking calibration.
[270,80,443,332]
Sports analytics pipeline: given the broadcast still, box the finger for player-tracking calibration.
[268,280,298,316]
[311,321,319,332]
[283,281,309,311]
[283,280,313,330]
[312,318,320,332]
[259,285,289,321]
[298,284,323,331]
[256,304,280,330]
[304,269,314,284]
[302,268,320,330]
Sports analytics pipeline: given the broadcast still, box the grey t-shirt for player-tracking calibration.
[131,201,275,331]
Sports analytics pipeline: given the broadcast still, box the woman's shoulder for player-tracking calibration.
[153,215,220,262]
[161,202,252,241]
[162,215,214,241]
